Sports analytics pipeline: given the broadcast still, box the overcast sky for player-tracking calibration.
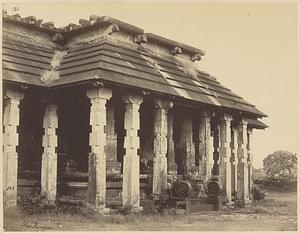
[2,1,298,168]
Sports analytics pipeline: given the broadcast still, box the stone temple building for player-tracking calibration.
[2,12,267,213]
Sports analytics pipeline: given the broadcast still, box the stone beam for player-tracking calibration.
[3,89,24,207]
[86,87,112,213]
[41,103,58,204]
[219,113,233,204]
[122,94,143,212]
[153,99,172,194]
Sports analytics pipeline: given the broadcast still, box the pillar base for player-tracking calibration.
[86,202,111,215]
[123,206,143,213]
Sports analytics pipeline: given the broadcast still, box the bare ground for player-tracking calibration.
[3,190,297,231]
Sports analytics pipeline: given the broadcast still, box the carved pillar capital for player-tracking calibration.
[86,87,112,100]
[122,93,143,106]
[4,88,24,101]
[154,99,173,111]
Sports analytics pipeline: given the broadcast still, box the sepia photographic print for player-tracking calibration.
[1,1,298,232]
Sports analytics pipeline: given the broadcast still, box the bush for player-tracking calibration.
[263,151,297,183]
[251,185,266,200]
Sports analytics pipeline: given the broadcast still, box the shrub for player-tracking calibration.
[251,185,266,201]
[263,151,297,183]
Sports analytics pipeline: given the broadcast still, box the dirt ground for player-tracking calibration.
[3,190,297,231]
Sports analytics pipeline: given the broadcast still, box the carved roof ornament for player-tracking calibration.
[79,18,90,27]
[191,53,202,62]
[52,33,64,43]
[2,9,7,17]
[90,14,100,25]
[10,13,21,21]
[21,16,37,24]
[170,46,182,55]
[66,23,80,31]
[35,19,44,27]
[107,24,120,35]
[41,21,55,30]
[133,34,147,44]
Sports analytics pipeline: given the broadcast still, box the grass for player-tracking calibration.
[3,185,297,231]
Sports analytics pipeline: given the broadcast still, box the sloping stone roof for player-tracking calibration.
[2,12,267,126]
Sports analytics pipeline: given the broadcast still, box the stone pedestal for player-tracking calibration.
[86,87,112,213]
[3,89,24,207]
[41,103,58,204]
[122,94,143,212]
[152,100,172,194]
[219,114,232,203]
[236,119,249,205]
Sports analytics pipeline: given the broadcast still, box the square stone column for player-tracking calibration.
[198,111,213,181]
[153,99,172,194]
[236,119,249,206]
[178,110,195,175]
[212,123,220,176]
[86,87,112,213]
[41,103,58,204]
[122,94,143,212]
[3,89,24,207]
[219,113,232,204]
[106,102,121,175]
[231,127,238,198]
[167,108,177,175]
[247,128,254,198]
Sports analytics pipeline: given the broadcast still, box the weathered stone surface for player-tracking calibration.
[153,99,172,194]
[3,89,24,207]
[237,119,249,205]
[231,127,238,196]
[177,109,195,175]
[86,87,112,213]
[198,111,213,181]
[167,108,177,175]
[106,102,121,175]
[41,103,58,204]
[122,94,143,212]
[219,113,232,203]
[247,128,254,199]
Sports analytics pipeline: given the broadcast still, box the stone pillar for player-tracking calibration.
[236,119,249,206]
[231,127,238,198]
[167,108,177,175]
[247,128,254,198]
[153,99,172,194]
[219,113,232,204]
[106,102,121,175]
[198,111,213,181]
[3,89,24,207]
[122,94,143,212]
[86,87,112,213]
[41,103,58,204]
[212,123,220,176]
[179,111,195,175]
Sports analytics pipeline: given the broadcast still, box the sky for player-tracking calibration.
[2,1,298,168]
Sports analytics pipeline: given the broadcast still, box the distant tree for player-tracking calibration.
[263,150,297,182]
